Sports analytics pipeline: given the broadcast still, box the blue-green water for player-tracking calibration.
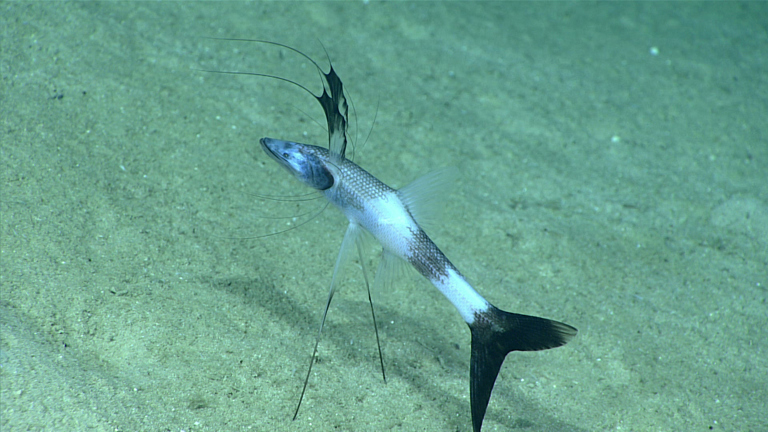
[2,3,766,431]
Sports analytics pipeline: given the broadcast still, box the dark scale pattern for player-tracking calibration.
[406,227,456,281]
[323,153,457,284]
[328,158,393,213]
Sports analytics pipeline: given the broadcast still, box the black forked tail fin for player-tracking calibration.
[468,306,576,432]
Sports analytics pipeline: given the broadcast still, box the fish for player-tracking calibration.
[209,39,577,432]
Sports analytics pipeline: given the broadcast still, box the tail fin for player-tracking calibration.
[468,305,576,432]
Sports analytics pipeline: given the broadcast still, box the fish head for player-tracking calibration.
[260,137,335,190]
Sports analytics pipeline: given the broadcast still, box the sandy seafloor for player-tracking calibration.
[2,2,766,431]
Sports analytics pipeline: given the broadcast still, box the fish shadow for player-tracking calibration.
[207,274,582,431]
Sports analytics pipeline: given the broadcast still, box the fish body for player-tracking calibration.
[219,39,577,432]
[261,136,576,432]
[264,137,490,319]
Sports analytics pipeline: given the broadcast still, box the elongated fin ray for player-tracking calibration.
[294,222,363,420]
[202,38,349,161]
[469,306,577,432]
[354,233,387,383]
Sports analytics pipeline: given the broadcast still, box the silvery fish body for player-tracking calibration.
[261,137,575,432]
[247,40,576,432]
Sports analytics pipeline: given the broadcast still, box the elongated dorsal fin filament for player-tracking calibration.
[201,38,349,161]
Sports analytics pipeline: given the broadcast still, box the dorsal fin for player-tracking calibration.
[200,38,349,161]
[397,167,458,233]
[314,64,349,162]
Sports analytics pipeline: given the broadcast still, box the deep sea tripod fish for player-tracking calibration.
[210,39,577,432]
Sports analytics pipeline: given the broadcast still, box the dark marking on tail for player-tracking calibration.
[469,306,577,432]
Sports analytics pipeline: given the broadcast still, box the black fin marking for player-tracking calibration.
[312,56,349,161]
[201,38,349,160]
[469,306,577,432]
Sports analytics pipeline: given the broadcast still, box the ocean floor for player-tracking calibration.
[2,3,766,431]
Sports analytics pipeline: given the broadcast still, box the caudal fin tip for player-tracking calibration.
[552,320,578,345]
[468,307,576,432]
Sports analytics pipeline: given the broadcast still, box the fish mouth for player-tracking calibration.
[259,137,274,154]
[260,137,285,163]
[260,137,300,176]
